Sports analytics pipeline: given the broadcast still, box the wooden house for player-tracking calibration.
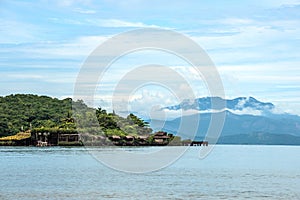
[153,131,170,145]
[31,130,81,146]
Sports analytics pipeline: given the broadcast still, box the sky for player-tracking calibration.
[1,0,300,116]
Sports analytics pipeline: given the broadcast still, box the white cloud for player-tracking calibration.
[228,108,263,116]
[218,18,254,26]
[73,8,96,14]
[1,35,109,61]
[1,0,300,117]
[53,0,93,7]
[6,74,44,79]
[262,0,300,7]
[87,19,161,28]
[3,71,77,84]
[273,101,300,116]
[158,107,264,120]
[0,19,39,43]
[93,88,181,119]
[188,18,300,67]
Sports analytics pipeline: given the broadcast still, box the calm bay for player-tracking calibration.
[1,145,300,200]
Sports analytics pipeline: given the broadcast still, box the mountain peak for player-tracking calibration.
[164,96,274,113]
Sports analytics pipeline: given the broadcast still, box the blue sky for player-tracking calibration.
[1,0,300,116]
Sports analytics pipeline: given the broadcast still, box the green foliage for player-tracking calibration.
[169,136,183,146]
[96,108,119,130]
[127,113,149,127]
[31,127,78,135]
[105,129,126,137]
[146,135,154,144]
[95,109,152,136]
[0,94,154,138]
[0,94,78,136]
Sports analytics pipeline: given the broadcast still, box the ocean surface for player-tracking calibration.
[1,145,300,200]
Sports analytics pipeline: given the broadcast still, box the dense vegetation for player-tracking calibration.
[0,94,152,138]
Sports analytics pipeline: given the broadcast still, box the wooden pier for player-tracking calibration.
[190,141,208,146]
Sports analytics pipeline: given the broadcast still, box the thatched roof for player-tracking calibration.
[138,135,149,140]
[0,131,31,141]
[154,131,167,136]
[125,135,134,139]
[153,135,169,139]
[110,135,121,140]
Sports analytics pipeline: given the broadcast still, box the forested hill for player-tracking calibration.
[0,94,72,136]
[0,94,151,137]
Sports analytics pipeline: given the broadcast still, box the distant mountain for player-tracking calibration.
[218,132,300,145]
[150,97,300,145]
[150,111,300,136]
[164,96,274,112]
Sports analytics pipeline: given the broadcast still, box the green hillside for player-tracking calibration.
[0,94,152,137]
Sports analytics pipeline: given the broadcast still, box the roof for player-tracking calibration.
[0,132,31,141]
[153,135,169,139]
[125,135,134,139]
[138,135,149,139]
[154,131,167,136]
[110,135,121,139]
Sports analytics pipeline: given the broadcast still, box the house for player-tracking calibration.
[108,135,122,145]
[58,134,80,145]
[153,131,170,145]
[124,135,134,145]
[31,130,81,146]
[80,134,106,145]
[137,135,149,145]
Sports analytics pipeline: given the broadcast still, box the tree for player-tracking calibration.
[96,107,119,130]
[0,94,154,139]
[127,113,149,127]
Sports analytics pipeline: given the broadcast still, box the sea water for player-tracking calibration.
[0,145,300,200]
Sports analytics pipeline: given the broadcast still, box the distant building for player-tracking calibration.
[153,131,170,145]
[31,130,81,146]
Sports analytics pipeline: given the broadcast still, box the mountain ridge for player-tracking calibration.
[150,97,300,145]
[164,96,275,113]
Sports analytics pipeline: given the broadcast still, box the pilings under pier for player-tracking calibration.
[190,141,208,146]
